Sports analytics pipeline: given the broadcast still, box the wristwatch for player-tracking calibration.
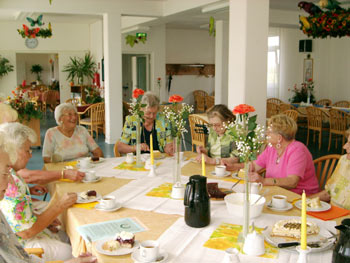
[215,158,220,165]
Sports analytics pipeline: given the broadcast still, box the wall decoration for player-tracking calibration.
[209,16,216,37]
[303,57,313,82]
[17,15,52,39]
[166,64,215,77]
[298,1,350,38]
[125,34,147,47]
[27,14,44,27]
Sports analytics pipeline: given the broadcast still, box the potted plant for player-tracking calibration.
[0,55,14,78]
[30,64,43,82]
[63,53,96,84]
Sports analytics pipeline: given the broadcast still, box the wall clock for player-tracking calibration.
[25,38,38,49]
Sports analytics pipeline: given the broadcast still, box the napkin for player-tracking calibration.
[307,205,350,221]
[59,178,74,182]
[73,202,98,210]
[64,161,78,167]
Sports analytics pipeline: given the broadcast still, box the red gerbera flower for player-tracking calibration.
[232,104,255,115]
[169,94,183,103]
[132,88,145,99]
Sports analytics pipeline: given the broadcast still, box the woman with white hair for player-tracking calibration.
[0,128,97,262]
[0,122,78,261]
[0,102,18,123]
[43,103,103,163]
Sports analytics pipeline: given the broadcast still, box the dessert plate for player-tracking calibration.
[131,248,168,263]
[95,238,139,256]
[82,176,102,184]
[76,192,101,204]
[95,202,122,212]
[266,201,293,211]
[90,157,105,164]
[210,171,231,178]
[231,173,244,181]
[294,200,331,212]
[264,224,336,253]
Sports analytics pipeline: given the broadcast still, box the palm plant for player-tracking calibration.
[30,64,43,81]
[0,56,14,78]
[63,53,96,84]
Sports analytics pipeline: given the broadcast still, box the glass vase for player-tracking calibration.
[135,120,142,167]
[171,136,184,199]
[242,161,250,239]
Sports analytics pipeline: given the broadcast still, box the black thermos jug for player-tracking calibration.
[332,218,350,263]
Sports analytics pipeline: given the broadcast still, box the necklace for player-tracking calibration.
[276,147,285,164]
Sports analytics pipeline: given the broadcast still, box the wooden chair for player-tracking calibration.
[279,103,295,113]
[316,99,332,106]
[205,95,215,110]
[313,154,341,190]
[332,100,350,108]
[80,102,105,139]
[113,142,121,157]
[267,98,283,105]
[328,109,350,152]
[193,90,208,113]
[306,106,328,149]
[66,98,80,106]
[42,90,58,112]
[188,114,209,152]
[283,110,299,122]
[266,102,280,118]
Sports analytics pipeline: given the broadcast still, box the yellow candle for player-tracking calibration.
[202,154,206,177]
[300,190,307,250]
[150,135,154,165]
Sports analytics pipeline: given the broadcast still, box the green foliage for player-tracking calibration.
[125,34,147,47]
[63,53,96,84]
[288,81,316,103]
[84,86,104,104]
[209,16,216,37]
[8,89,42,122]
[0,56,14,78]
[31,64,43,81]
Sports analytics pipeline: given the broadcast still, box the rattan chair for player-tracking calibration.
[66,98,80,106]
[189,114,208,152]
[279,103,296,113]
[205,95,215,110]
[306,106,328,149]
[193,90,208,113]
[328,109,350,152]
[266,102,280,118]
[79,102,105,139]
[313,154,341,190]
[332,100,350,108]
[113,142,121,157]
[315,99,332,106]
[267,98,283,105]
[283,110,299,122]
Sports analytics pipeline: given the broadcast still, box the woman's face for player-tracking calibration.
[60,109,78,130]
[0,152,10,200]
[344,135,350,160]
[12,140,32,171]
[266,125,281,148]
[209,116,225,136]
[143,106,158,124]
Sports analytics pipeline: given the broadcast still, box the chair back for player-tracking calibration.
[42,90,58,110]
[279,103,295,113]
[189,114,208,151]
[193,90,208,112]
[313,154,341,190]
[113,142,121,157]
[66,98,80,106]
[315,99,332,106]
[283,110,298,122]
[90,102,105,124]
[306,106,325,131]
[205,95,215,110]
[266,102,280,118]
[332,100,350,108]
[267,98,283,105]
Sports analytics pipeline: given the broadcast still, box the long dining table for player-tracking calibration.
[44,152,348,263]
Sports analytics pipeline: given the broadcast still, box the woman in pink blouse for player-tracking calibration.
[248,114,319,195]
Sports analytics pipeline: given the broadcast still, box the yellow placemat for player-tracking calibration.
[146,183,173,198]
[59,178,75,182]
[203,223,279,259]
[73,202,98,210]
[223,178,244,184]
[113,161,162,172]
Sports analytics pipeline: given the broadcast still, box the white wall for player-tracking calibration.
[90,20,103,82]
[16,53,51,84]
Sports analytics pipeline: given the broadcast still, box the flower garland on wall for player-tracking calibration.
[298,1,350,38]
[17,15,53,39]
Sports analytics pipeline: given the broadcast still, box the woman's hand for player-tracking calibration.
[47,218,61,233]
[140,143,150,152]
[64,169,85,182]
[29,185,48,196]
[65,252,97,263]
[196,146,206,154]
[223,162,244,171]
[248,172,264,184]
[57,192,77,210]
[164,143,174,156]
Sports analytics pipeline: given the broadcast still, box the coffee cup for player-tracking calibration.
[80,158,91,169]
[139,240,159,262]
[126,153,134,164]
[271,195,287,209]
[250,182,263,194]
[215,165,226,177]
[84,170,96,181]
[99,195,116,209]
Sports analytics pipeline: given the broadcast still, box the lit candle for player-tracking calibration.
[202,154,206,177]
[300,190,307,250]
[150,135,154,165]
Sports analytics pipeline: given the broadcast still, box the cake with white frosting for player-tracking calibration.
[115,231,135,248]
[271,219,319,239]
[307,197,322,209]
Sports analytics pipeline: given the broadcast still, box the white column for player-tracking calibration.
[215,20,229,105]
[228,0,269,124]
[103,12,123,144]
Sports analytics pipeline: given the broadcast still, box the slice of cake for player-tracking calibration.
[103,240,120,251]
[307,197,322,209]
[115,231,135,248]
[207,183,228,199]
[271,219,319,239]
[91,156,100,162]
[79,190,97,200]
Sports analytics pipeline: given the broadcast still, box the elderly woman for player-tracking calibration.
[248,114,319,195]
[0,102,18,123]
[0,122,78,261]
[0,129,97,263]
[196,104,239,165]
[117,92,173,154]
[310,128,350,207]
[43,103,103,163]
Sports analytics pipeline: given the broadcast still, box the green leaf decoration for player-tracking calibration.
[209,16,216,37]
[125,34,147,47]
[0,56,14,78]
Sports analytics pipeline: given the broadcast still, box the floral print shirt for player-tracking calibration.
[42,125,99,161]
[206,129,237,159]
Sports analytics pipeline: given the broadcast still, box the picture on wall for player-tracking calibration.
[303,58,313,82]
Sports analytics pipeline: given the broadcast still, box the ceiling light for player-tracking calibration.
[201,1,229,13]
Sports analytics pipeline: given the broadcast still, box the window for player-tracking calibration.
[267,33,280,98]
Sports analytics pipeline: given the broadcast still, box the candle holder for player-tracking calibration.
[296,246,311,263]
[171,182,185,199]
[147,164,157,177]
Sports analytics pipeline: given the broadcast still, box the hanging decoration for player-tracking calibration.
[17,15,52,39]
[209,16,216,37]
[125,33,147,47]
[298,1,350,38]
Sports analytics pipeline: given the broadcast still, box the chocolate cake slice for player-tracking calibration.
[207,183,227,199]
[86,190,97,197]
[91,156,100,162]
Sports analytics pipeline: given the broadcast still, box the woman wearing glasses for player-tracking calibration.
[43,103,103,163]
[196,104,239,165]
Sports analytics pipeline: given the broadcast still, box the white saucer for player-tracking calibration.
[266,201,293,211]
[210,171,231,178]
[95,202,122,212]
[82,176,102,183]
[131,249,168,263]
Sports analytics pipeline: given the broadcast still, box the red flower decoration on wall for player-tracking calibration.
[232,104,255,115]
[132,88,145,99]
[169,94,183,103]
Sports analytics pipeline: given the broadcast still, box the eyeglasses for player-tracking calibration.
[208,123,223,128]
[62,113,78,117]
